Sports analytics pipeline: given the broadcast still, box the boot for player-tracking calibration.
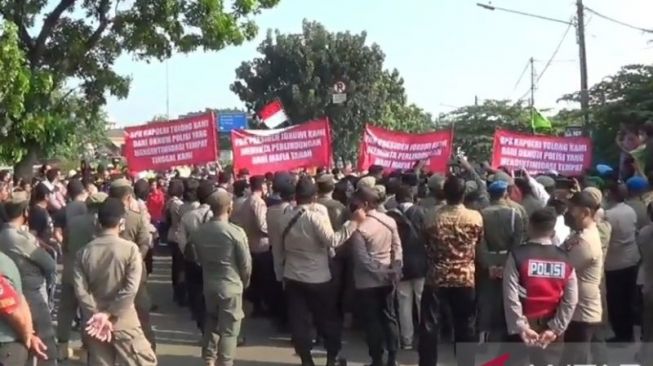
[366,357,383,366]
[386,352,398,366]
[326,354,347,366]
[300,353,316,366]
[57,342,71,361]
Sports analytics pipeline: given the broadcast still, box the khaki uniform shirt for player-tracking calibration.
[351,210,402,289]
[478,200,524,270]
[268,202,294,281]
[317,195,347,231]
[277,203,358,284]
[62,213,97,284]
[0,224,56,292]
[231,195,268,253]
[122,206,151,259]
[192,220,252,301]
[563,223,604,323]
[175,201,200,251]
[0,252,22,342]
[165,197,184,244]
[639,224,653,294]
[626,196,651,230]
[505,199,529,237]
[73,233,142,331]
[179,204,213,259]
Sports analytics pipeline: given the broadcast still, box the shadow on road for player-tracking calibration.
[157,355,301,365]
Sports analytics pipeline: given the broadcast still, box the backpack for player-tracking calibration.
[386,206,427,280]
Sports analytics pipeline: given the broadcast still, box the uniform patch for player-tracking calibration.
[527,260,566,279]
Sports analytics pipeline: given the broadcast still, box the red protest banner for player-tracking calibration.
[358,125,453,173]
[231,118,332,176]
[491,129,592,175]
[124,113,218,172]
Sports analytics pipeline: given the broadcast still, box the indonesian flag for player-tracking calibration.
[259,100,288,128]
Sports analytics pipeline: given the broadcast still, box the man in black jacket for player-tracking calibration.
[387,185,427,350]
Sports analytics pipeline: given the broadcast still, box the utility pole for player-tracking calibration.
[529,56,535,133]
[576,0,590,135]
[476,2,592,134]
[474,95,479,125]
[166,59,170,119]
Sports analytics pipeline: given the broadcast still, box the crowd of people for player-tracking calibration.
[0,148,652,366]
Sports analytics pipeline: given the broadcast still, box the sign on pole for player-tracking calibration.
[217,112,248,132]
[564,126,584,137]
[332,81,347,104]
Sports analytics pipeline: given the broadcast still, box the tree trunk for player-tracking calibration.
[13,146,40,181]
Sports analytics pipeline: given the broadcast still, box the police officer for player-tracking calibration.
[503,208,579,366]
[418,174,445,215]
[0,254,48,365]
[491,172,529,235]
[179,180,216,331]
[73,198,157,366]
[57,192,108,360]
[279,176,365,366]
[316,174,347,231]
[267,173,295,329]
[108,178,155,349]
[192,191,252,366]
[316,173,354,325]
[0,191,58,365]
[477,181,525,341]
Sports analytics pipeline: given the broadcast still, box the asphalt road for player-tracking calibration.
[57,253,643,365]
[58,254,426,366]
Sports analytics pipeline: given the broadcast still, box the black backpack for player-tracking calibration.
[386,206,427,280]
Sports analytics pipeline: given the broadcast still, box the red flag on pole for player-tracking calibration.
[259,100,288,128]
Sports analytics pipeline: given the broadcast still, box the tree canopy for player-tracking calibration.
[231,20,434,161]
[559,64,653,164]
[0,0,279,176]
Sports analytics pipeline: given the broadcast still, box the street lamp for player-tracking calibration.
[477,2,590,135]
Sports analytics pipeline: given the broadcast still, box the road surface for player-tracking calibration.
[58,254,427,365]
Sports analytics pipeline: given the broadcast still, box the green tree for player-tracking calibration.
[231,20,434,161]
[559,64,653,164]
[0,0,280,176]
[440,100,532,162]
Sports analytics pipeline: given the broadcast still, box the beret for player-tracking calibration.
[491,171,514,185]
[427,174,445,190]
[207,190,232,208]
[596,164,614,176]
[583,187,603,207]
[316,174,336,184]
[87,192,108,205]
[626,176,648,191]
[356,176,377,190]
[488,180,508,194]
[110,178,132,188]
[535,175,556,189]
[7,191,29,205]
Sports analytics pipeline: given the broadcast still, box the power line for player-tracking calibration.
[584,6,653,34]
[537,19,574,84]
[512,59,531,91]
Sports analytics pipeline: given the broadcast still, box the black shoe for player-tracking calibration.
[301,356,316,366]
[326,355,347,366]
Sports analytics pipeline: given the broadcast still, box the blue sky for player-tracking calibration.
[106,0,653,126]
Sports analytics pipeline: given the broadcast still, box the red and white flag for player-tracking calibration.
[259,100,288,128]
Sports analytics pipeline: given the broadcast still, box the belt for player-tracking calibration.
[488,250,508,255]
